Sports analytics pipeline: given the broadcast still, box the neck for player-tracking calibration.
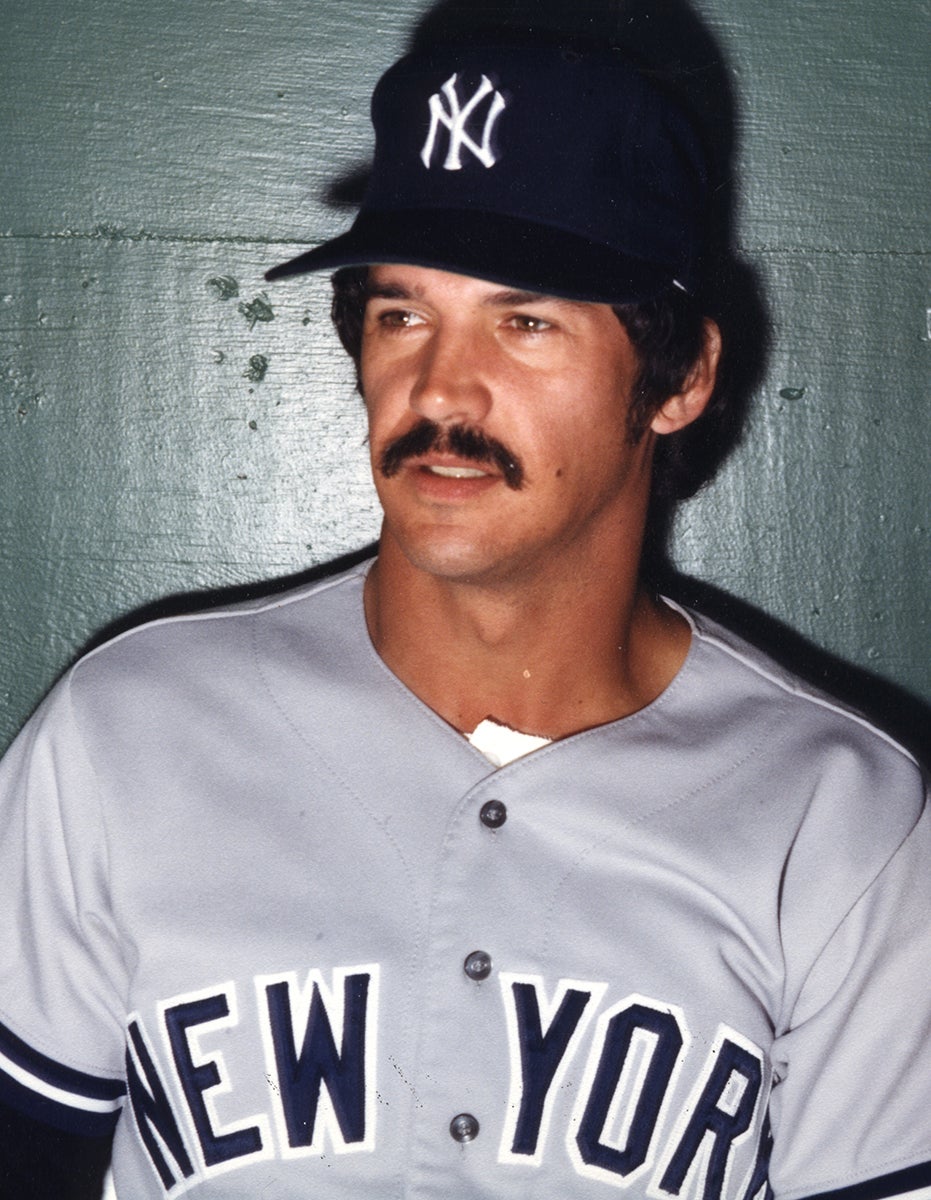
[364,531,690,741]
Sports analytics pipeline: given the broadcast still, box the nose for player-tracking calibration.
[408,325,493,426]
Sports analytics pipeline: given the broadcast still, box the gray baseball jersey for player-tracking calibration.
[1,560,929,1197]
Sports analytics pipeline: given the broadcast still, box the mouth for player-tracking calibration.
[379,420,524,491]
[425,464,491,479]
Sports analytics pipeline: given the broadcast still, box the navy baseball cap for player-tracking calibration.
[265,41,710,303]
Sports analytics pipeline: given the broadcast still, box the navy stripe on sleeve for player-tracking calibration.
[800,1161,931,1200]
[0,1018,124,1136]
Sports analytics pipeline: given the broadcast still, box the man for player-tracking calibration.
[1,35,929,1200]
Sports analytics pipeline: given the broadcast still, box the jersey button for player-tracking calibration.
[463,950,492,981]
[479,799,507,828]
[449,1112,480,1143]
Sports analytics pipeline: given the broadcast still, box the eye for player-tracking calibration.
[372,307,425,329]
[506,313,554,334]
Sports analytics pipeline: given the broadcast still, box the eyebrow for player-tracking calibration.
[365,282,411,301]
[482,288,572,309]
[365,280,583,310]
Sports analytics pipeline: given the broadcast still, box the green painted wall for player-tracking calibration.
[2,0,928,759]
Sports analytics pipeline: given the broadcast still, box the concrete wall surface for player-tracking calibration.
[1,0,928,759]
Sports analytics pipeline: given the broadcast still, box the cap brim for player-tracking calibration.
[264,209,680,304]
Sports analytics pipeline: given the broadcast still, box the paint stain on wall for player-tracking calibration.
[13,391,41,421]
[207,276,240,301]
[244,354,269,382]
[238,293,274,329]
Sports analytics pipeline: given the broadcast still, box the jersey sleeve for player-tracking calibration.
[768,762,931,1199]
[0,678,127,1137]
[0,1096,115,1197]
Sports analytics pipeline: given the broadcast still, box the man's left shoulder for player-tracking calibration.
[682,601,926,812]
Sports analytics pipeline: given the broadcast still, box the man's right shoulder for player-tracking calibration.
[65,557,373,705]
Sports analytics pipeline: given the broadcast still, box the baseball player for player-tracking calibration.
[1,32,929,1200]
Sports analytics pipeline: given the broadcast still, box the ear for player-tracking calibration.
[649,318,722,435]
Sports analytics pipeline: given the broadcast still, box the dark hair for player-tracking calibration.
[330,264,740,505]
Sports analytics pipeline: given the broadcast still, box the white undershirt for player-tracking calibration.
[466,717,552,768]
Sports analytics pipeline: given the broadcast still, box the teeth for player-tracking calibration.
[427,465,488,479]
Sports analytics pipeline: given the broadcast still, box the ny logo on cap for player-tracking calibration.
[421,73,506,171]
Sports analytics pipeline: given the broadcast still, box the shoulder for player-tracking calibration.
[32,558,376,767]
[680,599,921,765]
[66,557,372,698]
[675,597,926,852]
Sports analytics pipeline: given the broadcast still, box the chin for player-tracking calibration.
[404,544,504,584]
[387,524,518,585]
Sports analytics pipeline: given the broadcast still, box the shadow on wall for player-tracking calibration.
[85,0,930,769]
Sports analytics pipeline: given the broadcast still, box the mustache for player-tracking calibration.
[378,420,525,490]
